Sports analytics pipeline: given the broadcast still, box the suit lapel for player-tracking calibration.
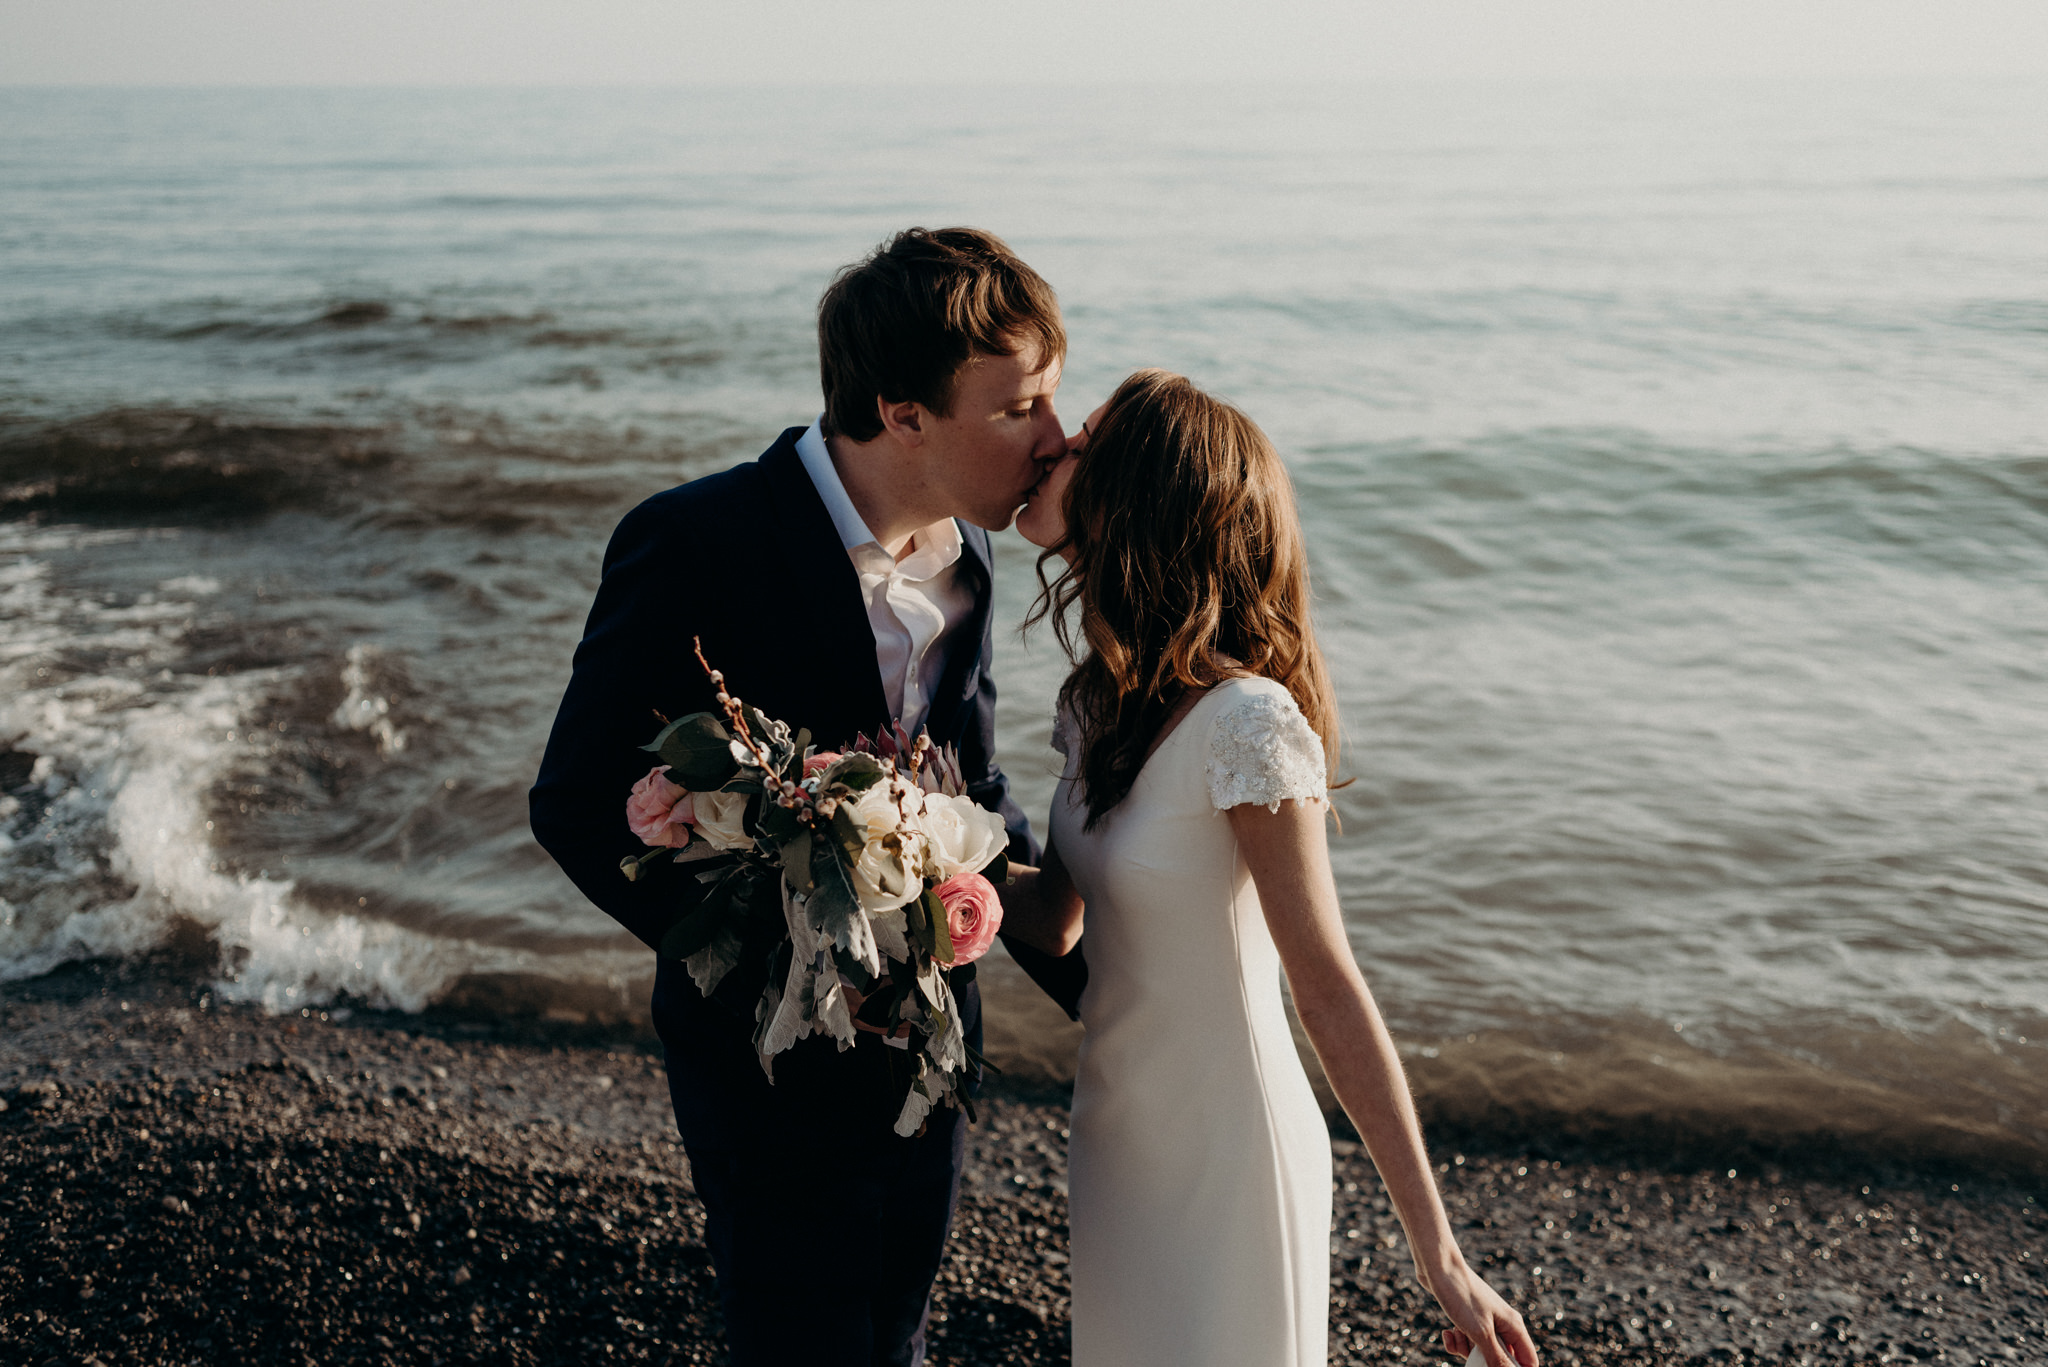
[924,521,993,747]
[756,436,891,745]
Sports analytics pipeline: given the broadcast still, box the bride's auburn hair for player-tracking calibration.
[1030,369,1341,827]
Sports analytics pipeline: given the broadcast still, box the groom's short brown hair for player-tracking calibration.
[818,227,1065,442]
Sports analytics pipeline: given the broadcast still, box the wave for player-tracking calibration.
[0,405,674,538]
[140,299,725,365]
[0,522,643,1021]
[163,300,535,341]
[0,410,397,524]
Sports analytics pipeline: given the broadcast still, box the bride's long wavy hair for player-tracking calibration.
[1027,370,1342,827]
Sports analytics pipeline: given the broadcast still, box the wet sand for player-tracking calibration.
[3,962,2043,1366]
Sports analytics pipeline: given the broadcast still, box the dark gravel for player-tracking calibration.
[4,968,2043,1366]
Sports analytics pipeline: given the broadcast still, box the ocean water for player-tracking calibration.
[3,82,2045,1174]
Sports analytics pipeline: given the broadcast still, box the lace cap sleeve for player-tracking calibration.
[1207,686,1328,813]
[1050,706,1078,761]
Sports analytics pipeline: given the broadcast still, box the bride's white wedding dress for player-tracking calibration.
[1053,675,1334,1367]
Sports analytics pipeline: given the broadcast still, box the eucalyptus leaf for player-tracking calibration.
[783,727,812,781]
[922,887,955,966]
[904,888,933,958]
[822,752,885,793]
[759,802,804,848]
[652,713,740,790]
[638,712,702,755]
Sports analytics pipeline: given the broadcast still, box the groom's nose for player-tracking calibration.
[1033,401,1066,459]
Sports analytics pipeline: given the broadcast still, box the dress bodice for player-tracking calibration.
[1051,676,1327,1032]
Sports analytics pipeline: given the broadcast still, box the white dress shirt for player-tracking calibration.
[796,419,977,739]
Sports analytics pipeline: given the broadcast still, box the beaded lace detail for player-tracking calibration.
[1206,689,1327,812]
[1051,706,1077,762]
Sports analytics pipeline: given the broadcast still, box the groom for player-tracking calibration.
[529,227,1085,1366]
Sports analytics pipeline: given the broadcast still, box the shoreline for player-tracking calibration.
[4,961,2043,1366]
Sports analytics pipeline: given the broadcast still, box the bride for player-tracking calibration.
[1000,370,1539,1367]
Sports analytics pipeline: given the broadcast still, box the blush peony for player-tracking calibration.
[934,871,1003,965]
[626,766,695,848]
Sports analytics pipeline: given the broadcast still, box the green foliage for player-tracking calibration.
[819,753,884,793]
[783,728,813,781]
[779,827,815,893]
[832,946,877,993]
[828,803,866,865]
[642,712,739,790]
[757,800,804,846]
[809,842,863,945]
[921,887,955,965]
[659,873,738,961]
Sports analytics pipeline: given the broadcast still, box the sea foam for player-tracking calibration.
[0,530,562,1013]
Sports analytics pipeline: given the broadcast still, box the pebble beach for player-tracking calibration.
[5,959,2042,1367]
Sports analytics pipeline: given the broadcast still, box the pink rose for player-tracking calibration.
[626,765,696,848]
[934,871,1003,966]
[803,750,843,777]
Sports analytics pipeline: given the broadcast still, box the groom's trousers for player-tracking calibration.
[651,957,972,1367]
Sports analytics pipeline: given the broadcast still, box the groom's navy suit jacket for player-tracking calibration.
[529,427,1084,1365]
[528,425,1084,1011]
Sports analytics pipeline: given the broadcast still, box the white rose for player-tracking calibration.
[692,787,756,851]
[920,791,1007,882]
[843,775,920,841]
[843,780,924,913]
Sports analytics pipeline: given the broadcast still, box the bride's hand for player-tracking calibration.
[1417,1254,1539,1367]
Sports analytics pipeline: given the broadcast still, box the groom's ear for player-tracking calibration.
[876,396,929,447]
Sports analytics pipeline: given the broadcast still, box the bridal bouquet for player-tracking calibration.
[620,643,1008,1135]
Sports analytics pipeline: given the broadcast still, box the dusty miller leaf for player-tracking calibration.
[808,844,879,978]
[685,920,744,997]
[869,906,911,963]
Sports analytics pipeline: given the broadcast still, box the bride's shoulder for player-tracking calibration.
[1201,677,1326,814]
[1205,672,1292,706]
[1050,702,1080,760]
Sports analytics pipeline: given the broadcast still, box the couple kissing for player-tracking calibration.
[530,227,1537,1367]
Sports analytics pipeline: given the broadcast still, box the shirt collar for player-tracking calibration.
[796,418,963,580]
[796,418,878,553]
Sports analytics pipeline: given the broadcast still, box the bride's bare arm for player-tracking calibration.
[994,840,1084,957]
[1230,798,1540,1367]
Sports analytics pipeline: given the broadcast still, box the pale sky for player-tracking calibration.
[5,0,2047,85]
